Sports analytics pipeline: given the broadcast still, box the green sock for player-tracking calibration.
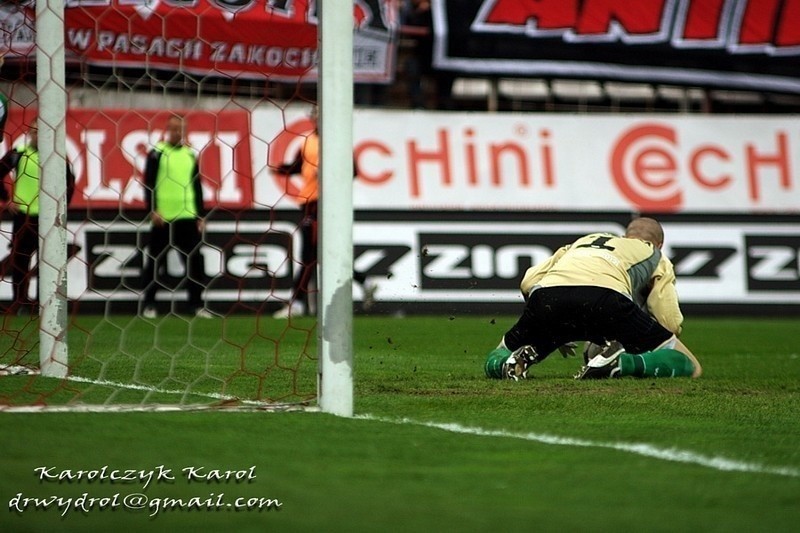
[618,348,695,378]
[484,347,511,379]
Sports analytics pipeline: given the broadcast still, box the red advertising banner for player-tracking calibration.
[2,108,254,210]
[0,0,398,82]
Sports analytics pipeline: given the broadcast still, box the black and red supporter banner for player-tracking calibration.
[0,0,399,82]
[433,0,800,93]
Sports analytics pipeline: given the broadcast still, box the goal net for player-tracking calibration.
[0,0,397,413]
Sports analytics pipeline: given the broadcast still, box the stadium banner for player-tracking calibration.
[2,107,255,211]
[2,107,798,214]
[432,0,800,94]
[0,0,398,82]
[259,108,800,214]
[1,212,799,311]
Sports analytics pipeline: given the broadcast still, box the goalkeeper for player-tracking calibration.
[484,217,702,380]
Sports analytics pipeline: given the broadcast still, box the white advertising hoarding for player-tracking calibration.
[2,109,798,312]
[252,109,800,214]
[2,215,799,310]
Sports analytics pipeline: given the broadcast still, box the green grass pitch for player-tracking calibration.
[1,314,799,531]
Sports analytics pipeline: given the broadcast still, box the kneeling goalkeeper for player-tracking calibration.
[485,217,702,380]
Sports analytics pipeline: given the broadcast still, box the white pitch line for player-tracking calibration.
[3,373,797,479]
[66,374,269,405]
[359,415,800,479]
[1,373,312,412]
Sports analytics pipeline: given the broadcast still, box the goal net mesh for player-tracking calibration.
[0,0,395,411]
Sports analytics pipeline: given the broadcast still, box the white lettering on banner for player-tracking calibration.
[749,247,797,281]
[76,128,153,204]
[215,132,244,203]
[422,245,471,279]
[67,28,92,50]
[672,250,714,277]
[91,245,139,278]
[423,243,552,281]
[188,132,244,204]
[3,219,800,307]
[209,42,317,68]
[226,244,291,278]
[200,247,224,278]
[119,130,151,178]
[163,244,291,280]
[495,245,553,279]
[82,130,124,201]
[94,31,205,60]
[59,0,396,81]
[18,110,256,210]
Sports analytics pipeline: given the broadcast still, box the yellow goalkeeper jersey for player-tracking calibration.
[520,232,683,334]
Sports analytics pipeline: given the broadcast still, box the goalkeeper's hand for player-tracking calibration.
[558,342,578,358]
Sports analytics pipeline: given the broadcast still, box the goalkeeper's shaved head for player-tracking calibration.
[625,217,664,248]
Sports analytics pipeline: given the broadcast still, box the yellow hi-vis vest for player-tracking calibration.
[12,146,39,215]
[154,141,198,221]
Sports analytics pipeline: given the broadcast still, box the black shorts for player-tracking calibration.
[504,285,673,357]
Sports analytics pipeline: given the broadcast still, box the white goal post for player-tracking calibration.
[317,2,355,417]
[36,0,68,378]
[22,1,355,414]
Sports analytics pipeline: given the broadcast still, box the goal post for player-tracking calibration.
[0,0,388,413]
[36,0,68,378]
[317,2,355,417]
